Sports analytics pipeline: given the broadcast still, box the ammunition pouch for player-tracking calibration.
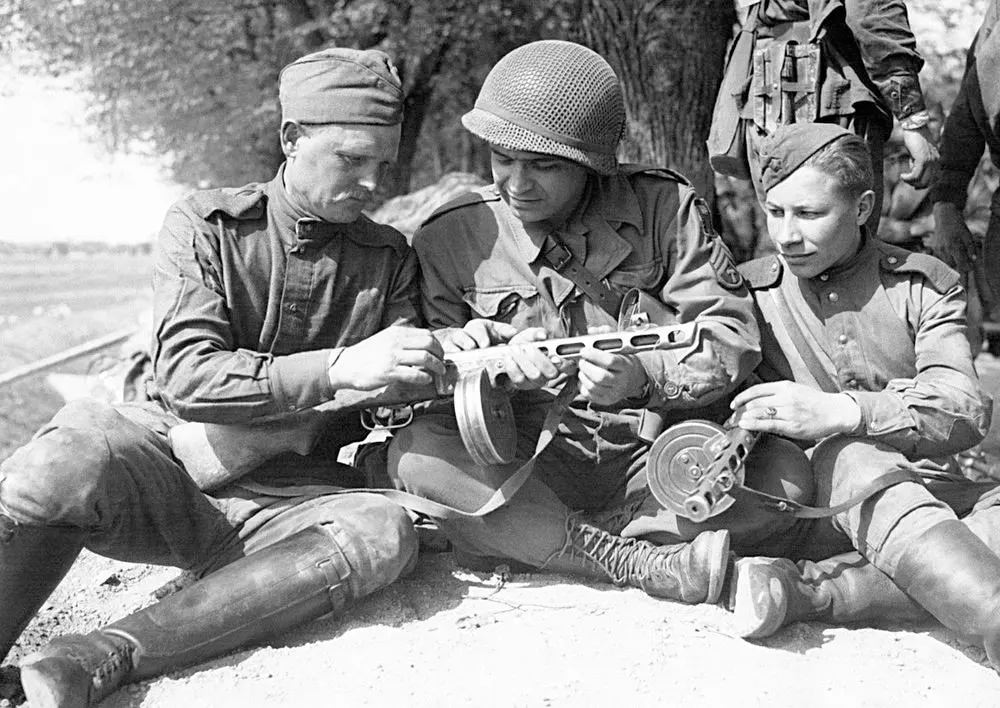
[748,22,821,134]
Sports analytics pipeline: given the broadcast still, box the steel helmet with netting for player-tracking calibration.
[462,40,625,175]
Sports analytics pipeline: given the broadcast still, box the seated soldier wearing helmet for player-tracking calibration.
[387,40,815,605]
[726,123,1000,672]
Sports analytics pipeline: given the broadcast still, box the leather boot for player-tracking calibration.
[893,519,1000,670]
[20,524,381,707]
[0,515,84,662]
[732,552,930,639]
[543,515,730,604]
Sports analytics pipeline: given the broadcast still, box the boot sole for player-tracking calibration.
[20,657,91,708]
[705,529,731,605]
[732,559,789,639]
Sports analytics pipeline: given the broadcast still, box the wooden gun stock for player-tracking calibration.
[170,322,696,491]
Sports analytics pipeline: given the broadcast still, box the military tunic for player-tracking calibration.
[154,165,421,425]
[740,237,995,573]
[0,166,419,580]
[416,170,759,459]
[389,168,811,566]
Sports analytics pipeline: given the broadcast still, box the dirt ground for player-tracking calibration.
[3,354,1000,707]
[11,543,1000,708]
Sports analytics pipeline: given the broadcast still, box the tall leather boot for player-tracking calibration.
[20,523,398,707]
[0,515,84,662]
[731,552,930,639]
[893,519,1000,670]
[543,515,730,604]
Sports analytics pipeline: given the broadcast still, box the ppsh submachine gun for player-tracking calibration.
[170,293,697,491]
[642,416,919,523]
[641,416,761,523]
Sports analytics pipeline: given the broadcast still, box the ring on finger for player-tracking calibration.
[764,406,778,418]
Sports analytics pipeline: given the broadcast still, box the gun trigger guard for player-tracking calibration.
[360,406,414,431]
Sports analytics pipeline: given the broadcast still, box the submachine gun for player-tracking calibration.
[170,294,697,491]
[643,418,918,523]
[642,418,760,523]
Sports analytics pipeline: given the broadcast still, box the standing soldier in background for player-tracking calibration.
[709,0,939,247]
[727,123,1000,672]
[3,48,443,706]
[930,0,1000,357]
[389,40,814,607]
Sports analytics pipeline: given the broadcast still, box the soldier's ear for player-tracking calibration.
[280,121,305,158]
[855,189,876,226]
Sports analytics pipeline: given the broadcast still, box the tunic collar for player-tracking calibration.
[500,172,640,279]
[265,163,352,248]
[810,228,874,284]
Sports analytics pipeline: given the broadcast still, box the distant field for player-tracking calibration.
[0,252,152,323]
[0,252,153,458]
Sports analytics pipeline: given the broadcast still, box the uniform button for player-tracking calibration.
[662,381,681,398]
[887,256,898,265]
[828,292,839,303]
[288,303,299,313]
[846,379,857,388]
[819,274,829,281]
[838,334,848,345]
[770,262,779,272]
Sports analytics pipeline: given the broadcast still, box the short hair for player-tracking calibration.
[800,134,874,197]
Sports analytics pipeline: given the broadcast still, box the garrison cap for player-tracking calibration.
[758,123,854,193]
[278,47,403,125]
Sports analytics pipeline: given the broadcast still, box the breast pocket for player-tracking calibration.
[606,260,665,292]
[462,286,540,327]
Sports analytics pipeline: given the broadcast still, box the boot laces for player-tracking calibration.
[561,515,673,586]
[65,635,135,696]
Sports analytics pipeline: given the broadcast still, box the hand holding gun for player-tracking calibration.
[171,322,696,491]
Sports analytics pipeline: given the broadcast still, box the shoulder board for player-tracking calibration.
[186,185,267,221]
[875,242,960,293]
[738,254,783,289]
[421,186,501,228]
[619,164,693,187]
[347,215,409,257]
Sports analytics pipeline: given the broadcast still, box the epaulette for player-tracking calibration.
[738,254,783,289]
[620,163,693,186]
[420,187,501,228]
[875,241,960,293]
[348,214,409,257]
[186,185,267,221]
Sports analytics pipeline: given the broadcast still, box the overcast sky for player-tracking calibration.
[1,56,183,244]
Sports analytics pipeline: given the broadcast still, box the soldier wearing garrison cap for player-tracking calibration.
[8,47,445,704]
[721,123,1000,673]
[388,40,815,607]
[708,0,940,248]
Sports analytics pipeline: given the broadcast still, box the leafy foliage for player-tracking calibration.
[5,0,574,190]
[5,0,734,195]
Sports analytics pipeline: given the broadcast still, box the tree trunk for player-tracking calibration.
[576,0,735,197]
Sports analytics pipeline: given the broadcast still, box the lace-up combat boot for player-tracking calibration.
[545,515,730,604]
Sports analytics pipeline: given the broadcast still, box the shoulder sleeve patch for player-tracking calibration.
[187,185,266,221]
[693,196,744,290]
[877,243,960,293]
[738,255,783,289]
[421,186,500,228]
[619,163,693,186]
